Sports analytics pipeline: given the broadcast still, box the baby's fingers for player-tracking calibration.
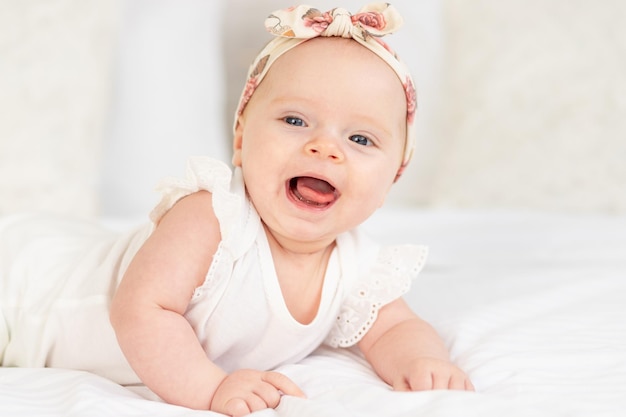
[407,368,435,391]
[404,359,475,392]
[262,371,306,398]
[443,367,474,391]
[223,398,251,417]
[460,376,475,391]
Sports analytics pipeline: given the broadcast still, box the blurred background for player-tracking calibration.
[1,0,625,220]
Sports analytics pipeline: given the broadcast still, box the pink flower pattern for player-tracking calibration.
[404,77,417,124]
[352,11,386,31]
[237,76,258,116]
[302,9,333,33]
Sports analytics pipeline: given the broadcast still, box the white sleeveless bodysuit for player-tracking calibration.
[0,157,427,386]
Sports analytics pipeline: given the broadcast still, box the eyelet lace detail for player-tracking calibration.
[191,242,234,300]
[325,244,428,347]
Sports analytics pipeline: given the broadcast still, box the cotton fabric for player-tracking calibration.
[0,157,426,385]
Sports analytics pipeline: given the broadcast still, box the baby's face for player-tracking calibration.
[233,38,407,252]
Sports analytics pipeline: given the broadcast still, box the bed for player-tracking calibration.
[2,208,625,416]
[2,1,626,416]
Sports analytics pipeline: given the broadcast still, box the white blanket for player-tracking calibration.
[1,209,625,416]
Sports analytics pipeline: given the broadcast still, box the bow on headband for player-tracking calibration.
[234,3,416,179]
[266,3,403,39]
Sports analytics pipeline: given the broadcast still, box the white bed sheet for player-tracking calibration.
[1,208,625,417]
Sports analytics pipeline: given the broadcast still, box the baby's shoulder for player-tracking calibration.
[151,190,221,248]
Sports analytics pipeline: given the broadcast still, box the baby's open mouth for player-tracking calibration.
[288,176,339,207]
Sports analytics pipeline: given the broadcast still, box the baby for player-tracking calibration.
[0,4,472,417]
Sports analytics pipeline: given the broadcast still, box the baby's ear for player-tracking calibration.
[232,116,244,167]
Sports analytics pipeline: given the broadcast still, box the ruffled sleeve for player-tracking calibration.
[325,244,428,348]
[149,157,240,242]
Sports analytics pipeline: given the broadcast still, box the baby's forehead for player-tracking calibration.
[268,38,403,85]
[253,39,407,130]
[279,37,389,64]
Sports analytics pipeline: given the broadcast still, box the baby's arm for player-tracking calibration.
[358,298,474,391]
[110,191,303,414]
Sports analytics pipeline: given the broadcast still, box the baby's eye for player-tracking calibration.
[284,116,305,127]
[349,134,372,146]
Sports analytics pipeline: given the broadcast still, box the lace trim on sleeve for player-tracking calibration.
[149,157,240,241]
[325,244,428,348]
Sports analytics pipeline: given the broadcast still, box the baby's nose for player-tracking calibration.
[304,137,345,162]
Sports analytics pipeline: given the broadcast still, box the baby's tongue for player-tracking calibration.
[295,177,336,205]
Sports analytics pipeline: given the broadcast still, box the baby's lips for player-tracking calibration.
[293,176,337,205]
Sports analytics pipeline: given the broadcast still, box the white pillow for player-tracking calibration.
[429,0,626,212]
[100,1,230,218]
[0,1,118,217]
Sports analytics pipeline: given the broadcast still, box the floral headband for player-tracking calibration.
[235,3,417,180]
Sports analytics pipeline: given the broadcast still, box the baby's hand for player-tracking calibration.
[210,369,306,417]
[392,357,474,392]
